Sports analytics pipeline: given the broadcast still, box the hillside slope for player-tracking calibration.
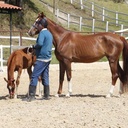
[41,0,128,33]
[0,0,55,31]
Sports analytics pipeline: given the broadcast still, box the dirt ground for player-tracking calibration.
[0,62,128,128]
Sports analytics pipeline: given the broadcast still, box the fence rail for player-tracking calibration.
[41,0,128,36]
[0,34,55,72]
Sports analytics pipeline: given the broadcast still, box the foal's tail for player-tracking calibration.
[120,36,128,93]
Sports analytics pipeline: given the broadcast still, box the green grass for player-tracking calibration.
[1,0,128,63]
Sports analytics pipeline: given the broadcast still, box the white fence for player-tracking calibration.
[41,0,128,34]
[56,9,127,34]
[115,28,128,38]
[0,36,36,72]
[0,45,31,72]
[0,35,56,72]
[0,36,36,46]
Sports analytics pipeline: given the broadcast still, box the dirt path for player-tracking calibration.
[0,62,128,128]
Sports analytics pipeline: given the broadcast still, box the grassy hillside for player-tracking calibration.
[1,0,127,63]
[0,0,59,64]
[1,0,128,32]
[41,0,128,33]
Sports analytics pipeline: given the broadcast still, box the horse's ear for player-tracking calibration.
[38,12,45,18]
[4,77,7,82]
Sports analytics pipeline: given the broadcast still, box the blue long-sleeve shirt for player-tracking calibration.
[34,28,53,61]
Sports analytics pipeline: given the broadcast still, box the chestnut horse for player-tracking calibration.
[4,47,36,99]
[28,12,128,98]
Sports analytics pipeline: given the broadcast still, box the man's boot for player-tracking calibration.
[27,85,36,102]
[43,86,50,100]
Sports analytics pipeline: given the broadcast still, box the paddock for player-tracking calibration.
[0,62,128,128]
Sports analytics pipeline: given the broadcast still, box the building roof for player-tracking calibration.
[0,1,21,10]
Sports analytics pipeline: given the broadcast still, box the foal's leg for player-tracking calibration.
[106,61,119,98]
[27,66,33,97]
[55,61,66,97]
[27,66,32,80]
[15,68,22,98]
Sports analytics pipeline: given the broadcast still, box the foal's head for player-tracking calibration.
[28,12,47,37]
[4,78,15,99]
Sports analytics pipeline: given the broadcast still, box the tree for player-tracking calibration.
[5,0,22,7]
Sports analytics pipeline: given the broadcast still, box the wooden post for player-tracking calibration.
[53,0,55,15]
[9,11,12,54]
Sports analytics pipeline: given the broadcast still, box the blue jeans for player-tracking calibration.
[30,60,50,86]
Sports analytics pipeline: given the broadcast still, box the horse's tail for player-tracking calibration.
[120,36,128,93]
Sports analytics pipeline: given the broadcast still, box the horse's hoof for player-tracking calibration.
[55,94,59,97]
[66,93,70,98]
[117,93,121,98]
[117,95,121,98]
[14,95,18,99]
[38,95,42,98]
[106,93,112,98]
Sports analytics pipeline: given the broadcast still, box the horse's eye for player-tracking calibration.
[36,21,40,24]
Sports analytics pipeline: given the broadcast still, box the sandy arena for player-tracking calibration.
[0,62,128,128]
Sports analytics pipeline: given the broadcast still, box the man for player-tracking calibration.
[27,18,53,102]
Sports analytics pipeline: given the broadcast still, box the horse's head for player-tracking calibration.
[4,78,15,99]
[28,12,47,37]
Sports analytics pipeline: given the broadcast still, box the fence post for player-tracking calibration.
[0,45,4,72]
[92,19,95,32]
[121,24,124,36]
[80,0,83,10]
[56,9,59,19]
[79,17,82,31]
[102,7,105,21]
[106,21,109,32]
[116,11,118,25]
[67,14,70,28]
[92,2,94,17]
[19,30,22,46]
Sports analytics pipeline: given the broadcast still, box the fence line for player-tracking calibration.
[41,0,128,36]
[0,36,36,46]
[56,9,128,36]
[69,0,128,26]
[0,45,31,72]
[0,35,36,72]
[0,43,55,72]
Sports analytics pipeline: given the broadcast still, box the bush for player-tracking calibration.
[113,0,125,3]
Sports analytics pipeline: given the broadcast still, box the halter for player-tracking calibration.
[32,24,38,29]
[33,18,48,29]
[27,46,34,55]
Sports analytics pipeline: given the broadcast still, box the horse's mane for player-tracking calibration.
[38,12,68,31]
[22,47,34,54]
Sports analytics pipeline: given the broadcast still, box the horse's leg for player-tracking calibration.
[15,68,22,98]
[106,60,119,98]
[27,66,33,97]
[119,81,123,97]
[27,66,32,80]
[65,60,72,97]
[55,61,66,97]
[65,61,72,97]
